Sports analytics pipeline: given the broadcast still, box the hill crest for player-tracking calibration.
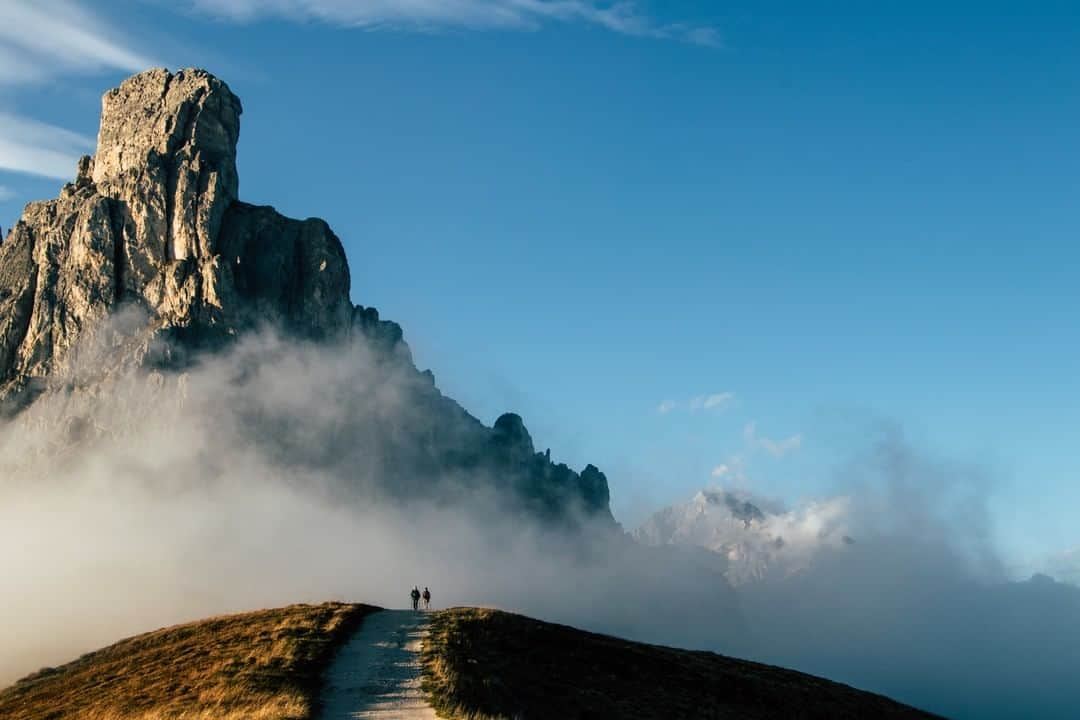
[0,603,941,720]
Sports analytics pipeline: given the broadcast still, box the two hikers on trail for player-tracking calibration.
[410,586,432,610]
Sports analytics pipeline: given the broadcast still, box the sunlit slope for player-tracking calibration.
[1,603,941,720]
[422,608,943,720]
[0,603,375,720]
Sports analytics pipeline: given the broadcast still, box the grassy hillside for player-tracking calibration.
[1,603,942,720]
[0,602,375,720]
[422,608,942,720]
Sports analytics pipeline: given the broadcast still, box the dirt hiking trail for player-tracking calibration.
[319,609,438,719]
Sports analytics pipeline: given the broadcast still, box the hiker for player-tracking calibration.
[422,587,431,610]
[410,586,421,611]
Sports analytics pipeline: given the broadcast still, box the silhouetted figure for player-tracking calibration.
[410,586,421,611]
[422,587,431,610]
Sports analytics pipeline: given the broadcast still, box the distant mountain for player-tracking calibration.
[0,68,610,524]
[635,489,855,585]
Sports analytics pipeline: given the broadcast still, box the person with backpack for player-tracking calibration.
[422,587,431,610]
[410,586,421,611]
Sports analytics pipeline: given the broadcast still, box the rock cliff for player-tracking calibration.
[0,68,611,523]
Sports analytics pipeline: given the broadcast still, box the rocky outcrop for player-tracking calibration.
[0,69,364,411]
[0,68,611,524]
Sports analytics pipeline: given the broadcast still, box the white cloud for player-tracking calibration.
[0,2,154,182]
[0,1,155,87]
[761,432,803,458]
[656,399,677,415]
[690,392,734,411]
[743,421,802,458]
[191,0,720,45]
[659,391,734,415]
[1045,547,1080,586]
[680,25,721,47]
[709,455,747,484]
[0,112,94,180]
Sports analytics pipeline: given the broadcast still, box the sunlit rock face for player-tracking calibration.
[0,69,354,409]
[0,68,612,526]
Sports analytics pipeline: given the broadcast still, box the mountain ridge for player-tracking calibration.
[0,67,610,523]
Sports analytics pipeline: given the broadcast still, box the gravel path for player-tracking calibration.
[319,609,438,720]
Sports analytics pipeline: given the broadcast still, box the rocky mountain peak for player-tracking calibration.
[492,413,536,457]
[636,488,854,585]
[0,68,613,525]
[92,68,241,264]
[0,68,357,410]
[94,69,240,187]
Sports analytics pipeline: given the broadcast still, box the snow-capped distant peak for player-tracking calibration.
[634,488,854,585]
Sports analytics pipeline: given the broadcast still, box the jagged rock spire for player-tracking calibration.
[92,68,241,265]
[0,68,613,525]
[0,68,356,408]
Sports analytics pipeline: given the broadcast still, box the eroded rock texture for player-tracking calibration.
[0,68,611,524]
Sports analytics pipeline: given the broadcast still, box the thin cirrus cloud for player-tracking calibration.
[0,1,155,181]
[657,392,734,415]
[0,1,154,87]
[0,113,95,181]
[743,420,803,458]
[191,0,721,46]
[690,392,734,411]
[760,432,803,458]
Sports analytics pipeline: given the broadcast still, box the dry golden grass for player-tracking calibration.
[422,608,943,720]
[0,602,376,720]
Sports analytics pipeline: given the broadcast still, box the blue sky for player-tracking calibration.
[1,0,1078,580]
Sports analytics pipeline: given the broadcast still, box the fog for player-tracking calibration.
[735,431,1080,719]
[0,328,743,686]
[2,329,1078,719]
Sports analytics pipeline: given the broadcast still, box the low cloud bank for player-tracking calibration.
[717,431,1080,719]
[0,329,742,687]
[2,331,1078,719]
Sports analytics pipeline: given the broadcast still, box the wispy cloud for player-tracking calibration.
[743,421,803,458]
[1044,547,1080,586]
[0,186,13,202]
[0,1,154,87]
[0,113,95,180]
[742,420,758,442]
[690,392,733,411]
[761,432,803,458]
[192,0,720,45]
[0,1,154,182]
[710,453,749,483]
[657,391,734,415]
